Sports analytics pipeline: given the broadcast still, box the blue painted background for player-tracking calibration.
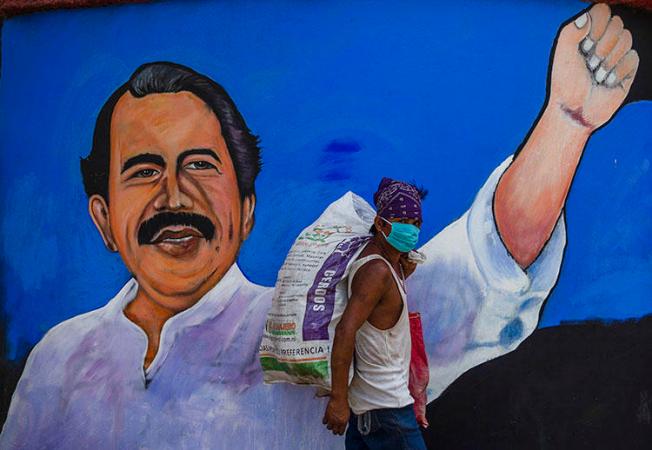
[0,0,650,360]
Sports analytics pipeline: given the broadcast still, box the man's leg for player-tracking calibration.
[360,405,426,450]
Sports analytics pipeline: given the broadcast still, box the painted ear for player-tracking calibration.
[240,194,256,240]
[89,195,118,252]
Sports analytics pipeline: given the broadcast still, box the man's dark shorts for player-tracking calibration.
[345,404,426,450]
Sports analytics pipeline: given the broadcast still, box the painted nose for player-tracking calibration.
[153,172,193,211]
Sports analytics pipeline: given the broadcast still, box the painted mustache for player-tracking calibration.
[137,212,215,245]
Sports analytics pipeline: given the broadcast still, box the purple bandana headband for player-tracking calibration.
[373,177,422,221]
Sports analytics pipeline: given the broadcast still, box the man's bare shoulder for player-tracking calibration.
[354,257,392,275]
[350,257,392,296]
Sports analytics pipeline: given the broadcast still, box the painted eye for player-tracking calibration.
[186,161,220,172]
[133,168,159,178]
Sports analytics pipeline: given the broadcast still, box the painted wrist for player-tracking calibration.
[543,103,594,138]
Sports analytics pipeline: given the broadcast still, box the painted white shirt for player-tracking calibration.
[0,157,566,449]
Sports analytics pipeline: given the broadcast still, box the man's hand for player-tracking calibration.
[549,3,639,131]
[322,396,350,435]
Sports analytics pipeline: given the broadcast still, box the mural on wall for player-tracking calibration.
[0,0,650,448]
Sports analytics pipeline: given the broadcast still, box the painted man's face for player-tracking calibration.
[89,91,254,312]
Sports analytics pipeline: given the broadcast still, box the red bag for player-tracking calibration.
[408,312,430,428]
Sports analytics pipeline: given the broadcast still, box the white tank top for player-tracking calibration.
[346,254,413,415]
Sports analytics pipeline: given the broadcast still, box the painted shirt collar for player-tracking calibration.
[104,263,248,378]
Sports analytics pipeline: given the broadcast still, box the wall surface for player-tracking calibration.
[1,0,650,358]
[0,0,650,448]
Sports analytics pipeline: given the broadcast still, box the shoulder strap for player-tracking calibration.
[347,254,406,299]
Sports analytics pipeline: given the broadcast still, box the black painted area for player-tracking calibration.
[0,358,24,427]
[612,5,652,104]
[0,280,27,427]
[423,316,652,450]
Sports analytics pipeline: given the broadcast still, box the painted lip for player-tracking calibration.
[149,226,204,245]
[147,226,206,257]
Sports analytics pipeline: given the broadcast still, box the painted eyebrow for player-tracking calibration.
[121,153,166,174]
[177,148,222,169]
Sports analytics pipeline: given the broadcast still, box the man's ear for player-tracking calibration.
[374,215,386,234]
[89,194,118,252]
[240,194,256,241]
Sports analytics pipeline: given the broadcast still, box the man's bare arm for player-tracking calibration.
[322,261,391,435]
[494,3,639,268]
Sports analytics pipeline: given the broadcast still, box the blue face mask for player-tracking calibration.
[380,217,420,253]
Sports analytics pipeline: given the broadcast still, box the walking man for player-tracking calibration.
[323,179,427,449]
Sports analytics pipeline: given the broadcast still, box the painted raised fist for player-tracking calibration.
[548,3,639,131]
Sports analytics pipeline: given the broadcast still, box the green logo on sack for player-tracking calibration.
[299,225,352,243]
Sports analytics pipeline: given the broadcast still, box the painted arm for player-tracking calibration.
[322,261,391,435]
[495,3,639,268]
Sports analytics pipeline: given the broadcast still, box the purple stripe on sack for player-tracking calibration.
[302,236,370,340]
